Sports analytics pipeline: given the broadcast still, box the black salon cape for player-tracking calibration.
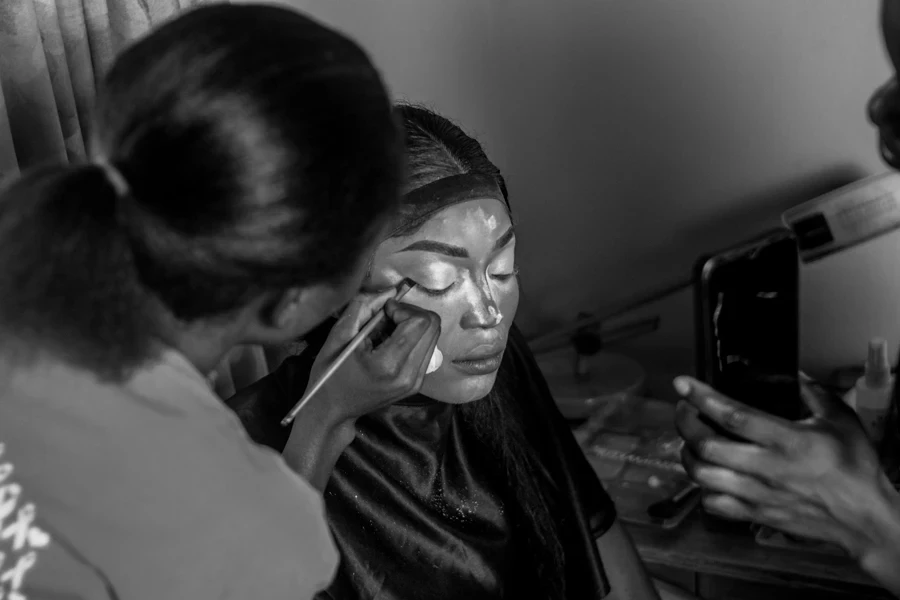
[226,325,615,599]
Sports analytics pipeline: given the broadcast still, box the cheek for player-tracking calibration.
[406,280,520,360]
[401,296,457,353]
[496,281,520,322]
[418,282,520,404]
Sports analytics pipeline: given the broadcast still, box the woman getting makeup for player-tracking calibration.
[227,105,662,600]
[0,4,439,599]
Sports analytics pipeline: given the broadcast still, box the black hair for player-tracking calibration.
[395,104,566,599]
[0,4,402,380]
[391,104,510,237]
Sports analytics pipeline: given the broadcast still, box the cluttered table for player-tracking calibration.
[543,347,893,600]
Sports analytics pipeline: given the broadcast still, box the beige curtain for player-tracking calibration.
[0,0,283,397]
[0,0,220,179]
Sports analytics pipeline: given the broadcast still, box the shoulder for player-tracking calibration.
[0,357,336,596]
[228,463,339,598]
[177,415,339,596]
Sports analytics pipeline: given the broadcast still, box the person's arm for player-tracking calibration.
[594,520,661,600]
[280,402,357,492]
[596,521,699,600]
[857,477,900,596]
[281,293,440,491]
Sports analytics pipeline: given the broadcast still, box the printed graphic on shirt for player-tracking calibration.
[0,442,50,599]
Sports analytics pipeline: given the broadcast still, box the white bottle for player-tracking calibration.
[851,338,894,444]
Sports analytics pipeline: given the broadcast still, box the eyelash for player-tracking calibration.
[418,266,520,297]
[419,285,453,297]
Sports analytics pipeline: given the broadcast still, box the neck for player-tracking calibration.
[171,336,232,376]
[156,316,243,376]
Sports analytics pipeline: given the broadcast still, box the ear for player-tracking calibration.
[270,288,305,331]
[242,286,339,346]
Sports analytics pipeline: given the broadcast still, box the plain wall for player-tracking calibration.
[254,0,894,385]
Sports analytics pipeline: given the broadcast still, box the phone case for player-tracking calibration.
[693,228,805,421]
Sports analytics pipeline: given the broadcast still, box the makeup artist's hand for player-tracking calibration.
[281,291,440,491]
[674,376,900,595]
[306,289,441,424]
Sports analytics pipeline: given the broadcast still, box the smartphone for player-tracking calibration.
[694,229,807,422]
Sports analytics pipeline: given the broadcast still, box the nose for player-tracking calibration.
[868,79,900,169]
[868,79,897,126]
[459,277,503,330]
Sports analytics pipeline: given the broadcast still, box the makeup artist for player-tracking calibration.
[0,4,438,599]
[675,2,900,596]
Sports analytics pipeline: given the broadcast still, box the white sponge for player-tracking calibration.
[426,347,443,374]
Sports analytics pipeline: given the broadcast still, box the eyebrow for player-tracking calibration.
[492,227,515,252]
[398,226,515,258]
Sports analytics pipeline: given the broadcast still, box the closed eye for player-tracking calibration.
[416,266,518,296]
[417,283,455,297]
[490,266,520,282]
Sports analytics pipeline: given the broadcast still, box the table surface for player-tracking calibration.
[626,510,887,594]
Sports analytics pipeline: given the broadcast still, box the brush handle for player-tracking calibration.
[281,281,414,426]
[671,481,700,502]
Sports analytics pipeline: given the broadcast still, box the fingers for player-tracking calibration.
[673,376,795,449]
[406,318,441,392]
[379,302,440,356]
[799,380,849,420]
[674,399,716,440]
[329,289,396,345]
[681,445,789,506]
[702,493,841,546]
[701,493,799,524]
[383,298,430,324]
[701,493,759,521]
[676,400,783,480]
[367,303,441,394]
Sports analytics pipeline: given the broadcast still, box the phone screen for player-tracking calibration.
[697,233,805,421]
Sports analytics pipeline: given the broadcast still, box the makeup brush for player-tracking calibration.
[646,481,701,522]
[281,280,415,426]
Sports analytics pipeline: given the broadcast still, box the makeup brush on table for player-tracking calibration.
[281,280,415,426]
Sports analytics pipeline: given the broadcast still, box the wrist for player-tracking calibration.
[281,414,358,491]
[281,388,357,460]
[857,477,900,583]
[301,385,356,431]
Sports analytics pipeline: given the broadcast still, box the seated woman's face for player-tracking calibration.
[365,198,518,404]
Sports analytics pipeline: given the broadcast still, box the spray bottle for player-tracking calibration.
[848,338,894,444]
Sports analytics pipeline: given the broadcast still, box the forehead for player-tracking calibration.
[378,198,511,255]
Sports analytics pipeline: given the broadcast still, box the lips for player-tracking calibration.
[451,346,505,376]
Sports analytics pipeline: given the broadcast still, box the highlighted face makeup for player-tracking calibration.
[365,198,518,404]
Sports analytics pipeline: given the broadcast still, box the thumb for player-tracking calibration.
[799,377,846,419]
[383,298,435,324]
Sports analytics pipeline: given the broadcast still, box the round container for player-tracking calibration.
[537,349,647,420]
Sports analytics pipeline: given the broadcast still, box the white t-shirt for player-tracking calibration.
[0,349,337,599]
